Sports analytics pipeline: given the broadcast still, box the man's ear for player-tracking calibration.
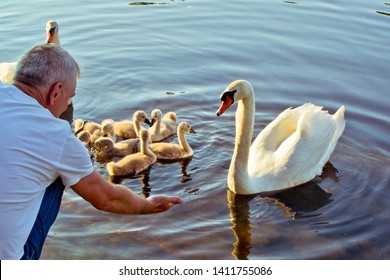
[47,82,64,106]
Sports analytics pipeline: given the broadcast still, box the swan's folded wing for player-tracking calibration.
[282,108,337,185]
[248,107,298,177]
[248,105,337,189]
[249,129,302,178]
[249,107,298,156]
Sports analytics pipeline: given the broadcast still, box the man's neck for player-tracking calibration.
[13,81,46,107]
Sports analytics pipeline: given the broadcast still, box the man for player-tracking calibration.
[0,44,183,260]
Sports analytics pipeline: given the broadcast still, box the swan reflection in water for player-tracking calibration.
[156,157,194,184]
[108,157,194,197]
[228,162,338,260]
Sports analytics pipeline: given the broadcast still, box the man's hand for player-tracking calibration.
[146,195,183,213]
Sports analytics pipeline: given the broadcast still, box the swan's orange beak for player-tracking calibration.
[46,27,56,43]
[216,96,234,116]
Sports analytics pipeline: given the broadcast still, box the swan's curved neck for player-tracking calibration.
[134,120,142,137]
[178,132,191,153]
[228,93,255,193]
[150,118,161,136]
[140,136,154,156]
[53,35,60,45]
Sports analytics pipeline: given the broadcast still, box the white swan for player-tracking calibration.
[95,137,140,157]
[216,80,345,195]
[148,109,177,142]
[106,128,156,176]
[0,20,60,84]
[149,122,196,160]
[111,110,151,139]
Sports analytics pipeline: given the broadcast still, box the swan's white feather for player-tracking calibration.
[0,62,17,83]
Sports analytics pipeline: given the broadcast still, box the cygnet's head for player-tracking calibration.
[150,109,162,126]
[95,137,114,152]
[102,122,115,137]
[77,131,91,145]
[133,110,151,126]
[138,127,149,142]
[178,122,196,135]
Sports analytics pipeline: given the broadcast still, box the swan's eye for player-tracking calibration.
[221,90,236,102]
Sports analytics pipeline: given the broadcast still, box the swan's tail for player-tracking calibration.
[332,105,346,141]
[315,105,345,170]
[295,104,344,177]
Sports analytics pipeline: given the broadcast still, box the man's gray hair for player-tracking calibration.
[13,43,80,92]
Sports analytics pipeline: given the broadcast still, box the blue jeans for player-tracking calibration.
[21,177,65,260]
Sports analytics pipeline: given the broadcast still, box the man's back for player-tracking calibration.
[0,82,93,259]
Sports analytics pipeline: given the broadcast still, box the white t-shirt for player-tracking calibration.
[0,82,94,259]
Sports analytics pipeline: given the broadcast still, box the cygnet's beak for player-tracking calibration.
[144,118,152,126]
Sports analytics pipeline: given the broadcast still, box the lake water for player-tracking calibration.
[1,0,389,260]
